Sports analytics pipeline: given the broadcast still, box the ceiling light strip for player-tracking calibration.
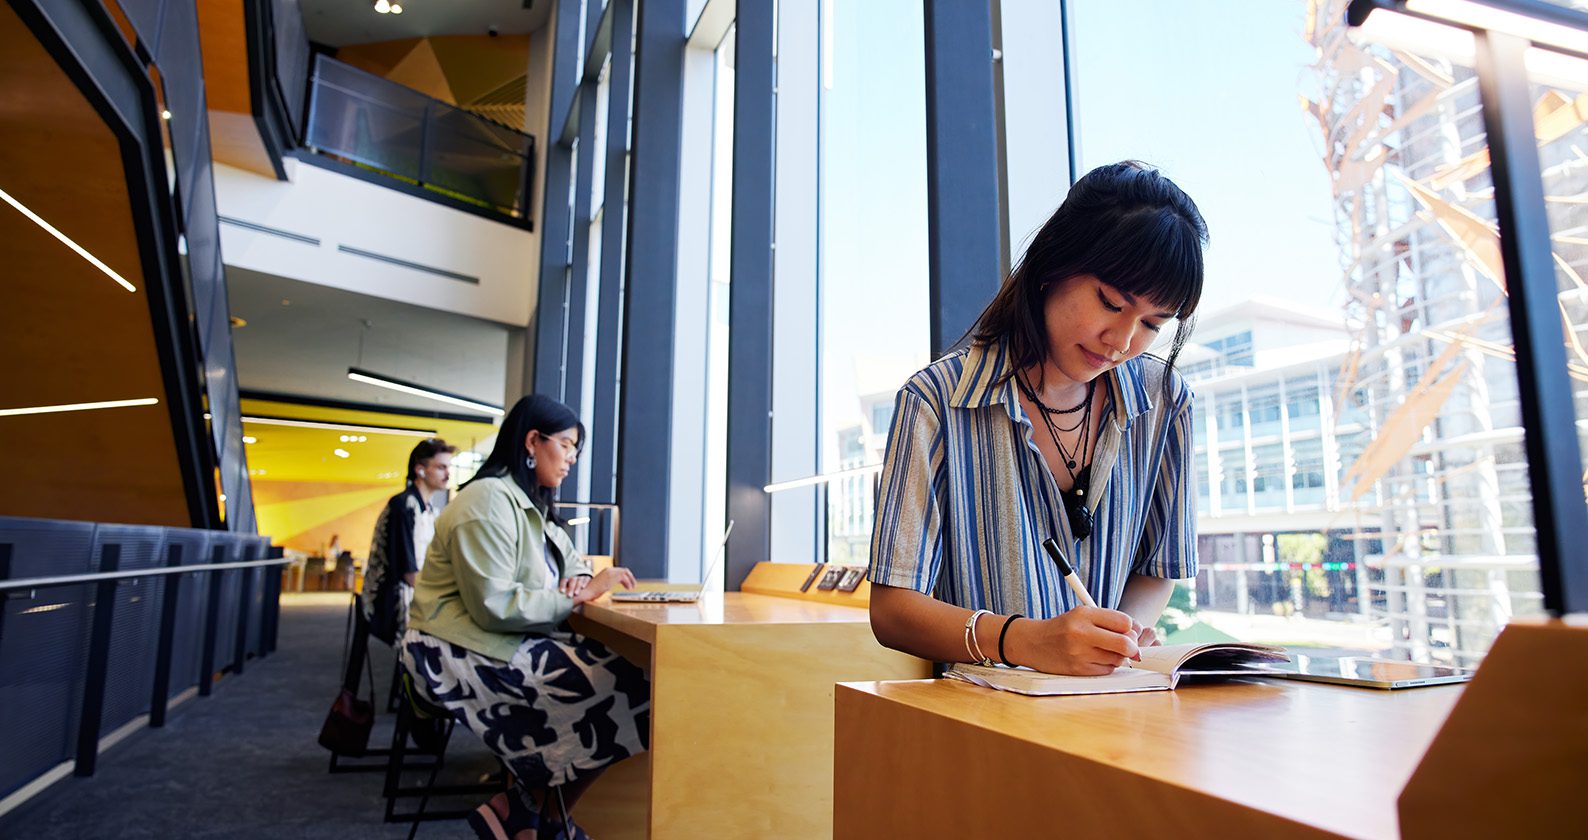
[240,415,438,437]
[347,368,506,417]
[0,186,137,293]
[0,397,159,417]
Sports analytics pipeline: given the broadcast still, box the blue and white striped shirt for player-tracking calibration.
[868,340,1197,617]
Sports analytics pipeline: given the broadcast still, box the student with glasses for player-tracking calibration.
[868,162,1207,677]
[404,394,642,839]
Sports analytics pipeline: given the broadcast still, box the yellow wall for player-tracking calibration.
[252,480,399,557]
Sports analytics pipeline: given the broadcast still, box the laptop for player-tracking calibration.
[610,521,735,603]
[1255,654,1473,689]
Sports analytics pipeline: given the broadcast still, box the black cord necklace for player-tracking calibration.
[1016,374,1094,417]
[1020,373,1097,541]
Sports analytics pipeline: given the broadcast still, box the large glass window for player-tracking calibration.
[701,25,735,586]
[1284,375,1322,434]
[1291,437,1326,507]
[1215,391,1246,445]
[818,0,930,564]
[1251,444,1286,509]
[1070,0,1545,666]
[1247,385,1282,440]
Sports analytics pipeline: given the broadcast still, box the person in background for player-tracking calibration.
[404,395,644,840]
[341,438,455,695]
[324,534,342,579]
[868,161,1207,677]
[362,437,457,644]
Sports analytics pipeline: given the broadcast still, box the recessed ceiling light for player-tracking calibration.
[374,0,390,12]
[161,109,172,121]
[334,448,351,458]
[243,435,257,444]
[0,186,137,292]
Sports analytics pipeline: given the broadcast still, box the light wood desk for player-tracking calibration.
[834,677,1465,839]
[569,587,929,839]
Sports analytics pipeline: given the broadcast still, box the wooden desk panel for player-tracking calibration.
[835,678,1463,840]
[570,592,930,839]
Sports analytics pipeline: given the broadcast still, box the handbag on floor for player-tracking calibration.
[317,686,374,756]
[317,597,377,756]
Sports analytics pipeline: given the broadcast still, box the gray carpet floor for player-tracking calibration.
[2,593,498,839]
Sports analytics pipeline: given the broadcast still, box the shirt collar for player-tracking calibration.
[403,483,434,514]
[495,475,538,511]
[949,340,1155,428]
[1108,356,1155,429]
[948,341,1018,411]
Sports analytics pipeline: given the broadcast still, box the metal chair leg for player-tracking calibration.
[383,693,412,821]
[405,719,457,840]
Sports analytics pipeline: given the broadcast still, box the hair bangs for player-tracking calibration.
[1077,207,1204,320]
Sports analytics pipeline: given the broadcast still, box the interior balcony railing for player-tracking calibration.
[304,55,536,225]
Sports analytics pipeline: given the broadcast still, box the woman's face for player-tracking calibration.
[527,426,580,488]
[1041,274,1176,384]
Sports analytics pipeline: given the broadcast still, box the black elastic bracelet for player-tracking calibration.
[998,614,1023,666]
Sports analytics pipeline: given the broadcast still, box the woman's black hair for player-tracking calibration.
[965,161,1208,401]
[464,394,585,523]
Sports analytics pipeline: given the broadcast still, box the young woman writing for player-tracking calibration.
[868,161,1208,677]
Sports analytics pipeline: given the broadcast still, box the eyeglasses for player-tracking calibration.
[541,435,580,457]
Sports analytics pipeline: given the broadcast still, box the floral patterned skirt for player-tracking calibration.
[401,628,650,789]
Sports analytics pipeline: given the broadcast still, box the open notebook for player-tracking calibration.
[946,641,1291,696]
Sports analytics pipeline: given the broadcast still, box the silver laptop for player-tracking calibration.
[610,521,734,603]
[1255,654,1473,689]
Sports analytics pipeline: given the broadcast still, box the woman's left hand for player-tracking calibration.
[571,567,638,605]
[1126,617,1163,648]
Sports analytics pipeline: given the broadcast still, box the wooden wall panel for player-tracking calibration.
[0,2,189,527]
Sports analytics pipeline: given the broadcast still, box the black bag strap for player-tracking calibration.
[363,637,377,707]
[336,593,378,706]
[339,594,356,675]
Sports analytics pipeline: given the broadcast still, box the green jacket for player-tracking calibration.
[409,475,591,661]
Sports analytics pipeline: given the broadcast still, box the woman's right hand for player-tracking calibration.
[1007,606,1141,676]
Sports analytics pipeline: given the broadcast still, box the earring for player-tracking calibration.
[525,454,536,469]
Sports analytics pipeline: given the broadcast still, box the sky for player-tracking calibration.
[815,0,1347,466]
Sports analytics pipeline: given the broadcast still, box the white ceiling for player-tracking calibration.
[301,0,552,47]
[225,266,511,415]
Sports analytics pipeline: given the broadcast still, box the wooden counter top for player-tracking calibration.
[836,677,1465,839]
[573,591,871,643]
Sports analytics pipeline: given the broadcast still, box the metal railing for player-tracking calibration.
[0,527,286,804]
[304,55,536,220]
[0,555,289,592]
